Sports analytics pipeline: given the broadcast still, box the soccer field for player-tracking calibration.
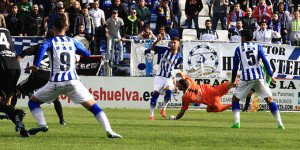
[1,107,299,150]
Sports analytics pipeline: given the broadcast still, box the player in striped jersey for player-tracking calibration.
[25,18,122,138]
[229,29,284,129]
[148,35,182,120]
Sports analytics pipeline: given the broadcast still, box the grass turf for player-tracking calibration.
[0,107,299,150]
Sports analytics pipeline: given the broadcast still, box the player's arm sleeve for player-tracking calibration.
[19,45,39,58]
[258,45,273,76]
[73,39,91,57]
[181,99,189,111]
[231,47,240,82]
[174,57,182,69]
[34,43,48,67]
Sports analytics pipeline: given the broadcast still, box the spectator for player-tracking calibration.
[199,19,219,41]
[228,3,246,28]
[105,10,125,64]
[74,23,92,42]
[0,0,11,18]
[7,4,24,36]
[185,0,203,35]
[0,14,5,28]
[155,0,173,34]
[157,25,170,40]
[253,21,280,44]
[125,9,141,37]
[67,0,81,36]
[286,10,300,46]
[292,0,299,13]
[210,0,228,30]
[24,4,44,36]
[268,13,282,44]
[61,0,73,9]
[44,7,69,32]
[108,0,128,21]
[136,0,151,26]
[251,0,272,8]
[17,0,32,20]
[228,20,243,42]
[171,0,181,29]
[136,24,157,40]
[242,7,259,31]
[89,0,106,54]
[277,2,290,44]
[253,0,271,25]
[49,1,64,16]
[43,0,57,17]
[229,0,247,12]
[74,7,95,54]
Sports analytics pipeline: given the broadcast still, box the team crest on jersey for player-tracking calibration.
[186,45,219,77]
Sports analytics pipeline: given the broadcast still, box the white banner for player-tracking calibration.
[15,75,300,111]
[130,40,169,76]
[182,42,300,80]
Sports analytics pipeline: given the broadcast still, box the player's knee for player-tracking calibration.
[232,95,240,102]
[264,97,274,104]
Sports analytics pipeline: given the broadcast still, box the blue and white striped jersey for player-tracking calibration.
[231,42,273,82]
[154,46,182,78]
[35,36,90,82]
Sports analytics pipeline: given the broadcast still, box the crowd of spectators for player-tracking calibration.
[0,0,299,58]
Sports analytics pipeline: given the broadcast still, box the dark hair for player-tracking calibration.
[273,12,278,15]
[294,9,300,13]
[46,30,55,39]
[277,2,286,11]
[241,29,253,41]
[178,79,189,90]
[171,36,180,42]
[205,19,211,23]
[260,21,267,25]
[144,24,150,29]
[12,3,18,7]
[236,19,242,23]
[54,17,66,32]
[57,7,64,11]
[163,0,170,3]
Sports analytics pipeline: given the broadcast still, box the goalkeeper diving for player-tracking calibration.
[169,70,236,120]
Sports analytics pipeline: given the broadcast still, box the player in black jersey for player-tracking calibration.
[0,27,30,137]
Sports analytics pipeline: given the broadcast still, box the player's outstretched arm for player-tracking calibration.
[169,109,186,120]
[149,34,162,51]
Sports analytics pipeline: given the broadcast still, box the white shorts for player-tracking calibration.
[34,80,93,104]
[153,76,174,94]
[234,79,272,100]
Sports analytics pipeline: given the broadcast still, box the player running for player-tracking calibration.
[25,18,122,138]
[229,29,284,129]
[148,35,182,120]
[168,70,235,120]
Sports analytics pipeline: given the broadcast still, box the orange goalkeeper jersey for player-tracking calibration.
[181,74,210,110]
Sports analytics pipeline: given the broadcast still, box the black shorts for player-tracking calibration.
[0,69,21,98]
[17,70,50,96]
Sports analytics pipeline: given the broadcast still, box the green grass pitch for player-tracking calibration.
[1,107,299,150]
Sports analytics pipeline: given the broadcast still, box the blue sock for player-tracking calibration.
[28,99,41,111]
[28,100,47,125]
[164,90,172,102]
[89,103,112,131]
[269,102,279,112]
[232,101,240,123]
[232,101,240,111]
[150,93,159,107]
[89,103,103,116]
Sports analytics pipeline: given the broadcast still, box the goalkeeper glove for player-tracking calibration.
[169,115,176,120]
